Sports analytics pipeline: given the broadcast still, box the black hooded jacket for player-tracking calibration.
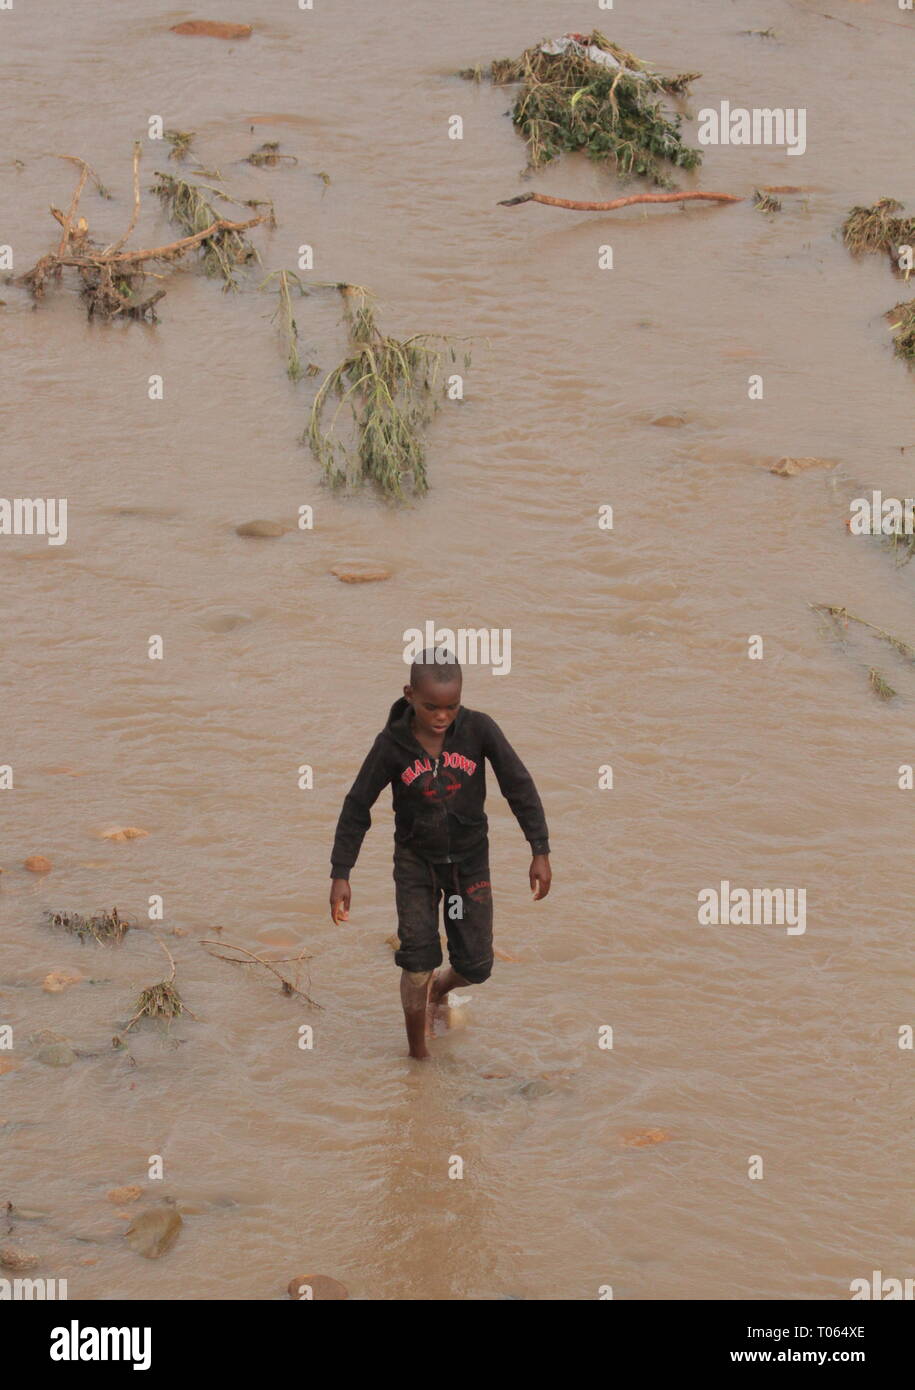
[330,698,550,878]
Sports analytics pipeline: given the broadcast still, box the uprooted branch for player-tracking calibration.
[810,603,915,701]
[202,938,321,1008]
[499,190,742,211]
[121,935,198,1035]
[16,145,269,320]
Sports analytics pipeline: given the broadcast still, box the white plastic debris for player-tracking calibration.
[539,34,642,75]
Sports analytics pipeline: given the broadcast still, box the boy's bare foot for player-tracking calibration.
[429,966,468,1006]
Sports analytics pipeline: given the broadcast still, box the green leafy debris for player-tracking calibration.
[461,30,701,187]
[306,285,470,501]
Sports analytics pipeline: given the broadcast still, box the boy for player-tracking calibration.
[329,649,551,1059]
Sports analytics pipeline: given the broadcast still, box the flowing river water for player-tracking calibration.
[2,0,914,1300]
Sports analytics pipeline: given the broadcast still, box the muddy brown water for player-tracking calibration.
[2,1,914,1300]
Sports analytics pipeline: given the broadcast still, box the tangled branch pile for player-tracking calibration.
[462,30,701,186]
[842,198,915,266]
[842,198,915,364]
[16,146,269,319]
[152,171,269,287]
[46,906,132,944]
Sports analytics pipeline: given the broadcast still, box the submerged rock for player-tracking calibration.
[125,1205,182,1259]
[107,1186,143,1204]
[458,1091,502,1112]
[24,855,52,873]
[619,1127,671,1148]
[197,611,255,633]
[37,1042,76,1068]
[42,971,83,993]
[287,1273,349,1300]
[235,520,287,538]
[170,21,253,39]
[770,456,837,476]
[330,563,392,584]
[517,1078,554,1100]
[650,414,687,428]
[0,1244,40,1272]
[98,826,149,842]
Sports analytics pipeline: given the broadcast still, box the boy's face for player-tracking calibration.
[404,675,462,737]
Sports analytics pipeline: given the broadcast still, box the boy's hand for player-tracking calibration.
[530,854,551,901]
[330,879,351,924]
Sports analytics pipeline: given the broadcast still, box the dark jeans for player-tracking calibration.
[392,841,494,984]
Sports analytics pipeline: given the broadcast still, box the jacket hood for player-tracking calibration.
[386,695,466,750]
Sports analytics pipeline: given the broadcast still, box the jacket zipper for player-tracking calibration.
[431,754,451,858]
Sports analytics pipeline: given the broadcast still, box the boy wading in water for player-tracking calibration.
[329,650,551,1059]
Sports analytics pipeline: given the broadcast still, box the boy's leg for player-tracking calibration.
[400,969,435,1057]
[392,846,443,1059]
[433,854,494,1004]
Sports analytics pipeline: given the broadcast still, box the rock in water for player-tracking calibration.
[330,563,392,584]
[24,855,52,873]
[235,520,287,538]
[170,21,253,39]
[650,414,687,428]
[620,1127,671,1148]
[287,1273,349,1300]
[37,1042,76,1067]
[125,1206,182,1259]
[107,1186,143,1204]
[99,826,149,842]
[42,971,83,993]
[770,456,837,476]
[0,1245,40,1272]
[517,1078,553,1100]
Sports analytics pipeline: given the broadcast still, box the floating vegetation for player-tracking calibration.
[164,129,195,162]
[16,146,268,319]
[887,299,915,364]
[842,199,915,371]
[880,517,915,566]
[842,198,915,270]
[245,141,297,168]
[753,189,782,214]
[152,171,265,286]
[306,284,470,500]
[202,937,321,1008]
[811,603,915,699]
[126,980,184,1028]
[121,938,195,1035]
[259,269,311,380]
[868,668,897,701]
[462,30,701,186]
[45,906,131,945]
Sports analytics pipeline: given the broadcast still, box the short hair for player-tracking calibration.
[410,647,462,688]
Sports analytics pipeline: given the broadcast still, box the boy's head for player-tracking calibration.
[404,648,462,736]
